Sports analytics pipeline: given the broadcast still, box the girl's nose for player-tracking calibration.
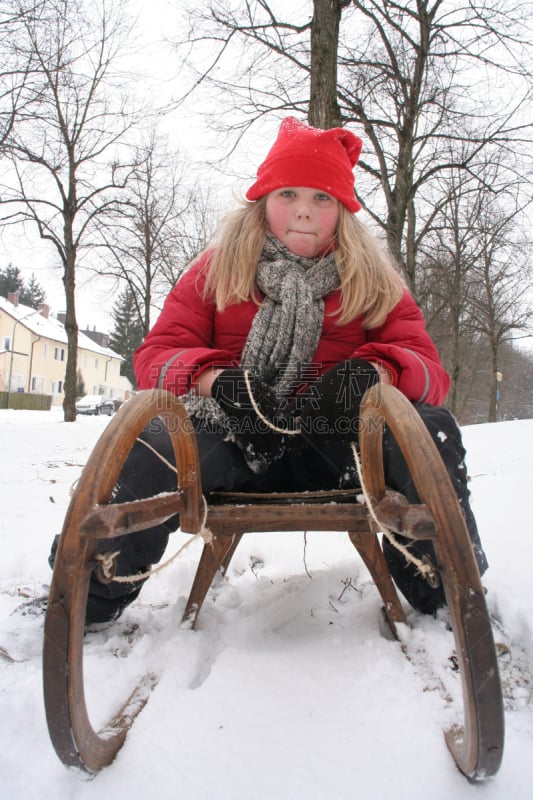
[295,201,312,218]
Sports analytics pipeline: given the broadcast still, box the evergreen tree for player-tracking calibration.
[0,264,24,298]
[19,273,47,309]
[0,266,47,309]
[76,369,86,398]
[109,287,144,388]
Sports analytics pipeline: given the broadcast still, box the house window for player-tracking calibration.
[2,336,10,351]
[10,373,24,391]
[31,376,45,393]
[95,358,99,369]
[54,347,65,361]
[43,342,48,358]
[52,380,64,395]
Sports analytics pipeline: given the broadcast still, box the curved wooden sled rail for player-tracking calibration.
[43,390,203,773]
[359,384,504,780]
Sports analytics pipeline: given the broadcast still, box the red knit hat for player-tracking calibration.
[246,117,363,212]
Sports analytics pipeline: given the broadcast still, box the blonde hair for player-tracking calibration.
[200,198,403,328]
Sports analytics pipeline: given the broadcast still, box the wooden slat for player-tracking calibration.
[206,502,369,534]
[79,492,186,539]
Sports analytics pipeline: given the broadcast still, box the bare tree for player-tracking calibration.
[0,1,37,149]
[175,1,532,289]
[0,0,137,420]
[417,167,493,415]
[439,335,533,425]
[93,129,218,335]
[339,0,531,289]
[495,343,533,421]
[415,153,532,420]
[468,201,532,421]
[176,1,353,137]
[171,0,532,422]
[159,187,217,288]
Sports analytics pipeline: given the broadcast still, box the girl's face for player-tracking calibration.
[265,187,339,258]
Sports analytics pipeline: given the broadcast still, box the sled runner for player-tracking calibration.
[43,386,504,778]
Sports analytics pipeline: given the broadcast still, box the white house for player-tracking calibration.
[0,292,132,406]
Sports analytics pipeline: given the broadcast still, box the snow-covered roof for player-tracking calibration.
[0,295,123,361]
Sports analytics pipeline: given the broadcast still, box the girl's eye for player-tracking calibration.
[316,192,332,202]
[280,189,295,198]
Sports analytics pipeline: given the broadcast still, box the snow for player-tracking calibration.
[0,407,532,798]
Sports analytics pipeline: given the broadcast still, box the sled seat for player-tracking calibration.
[43,386,504,780]
[183,487,408,632]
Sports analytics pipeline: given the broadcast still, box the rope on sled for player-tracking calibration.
[350,442,435,581]
[135,435,179,474]
[95,382,434,586]
[93,495,213,584]
[243,369,301,435]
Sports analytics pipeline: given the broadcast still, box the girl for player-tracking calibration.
[59,118,488,623]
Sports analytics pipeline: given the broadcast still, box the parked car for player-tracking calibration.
[76,395,115,416]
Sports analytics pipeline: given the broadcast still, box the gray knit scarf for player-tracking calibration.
[181,233,340,433]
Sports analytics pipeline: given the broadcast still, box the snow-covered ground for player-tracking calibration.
[1,407,532,799]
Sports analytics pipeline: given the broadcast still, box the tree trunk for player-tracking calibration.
[62,248,78,422]
[309,0,346,129]
[62,179,78,422]
[488,340,498,422]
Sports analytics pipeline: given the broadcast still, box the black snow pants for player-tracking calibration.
[50,405,487,623]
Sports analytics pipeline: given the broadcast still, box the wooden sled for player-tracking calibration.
[43,385,504,778]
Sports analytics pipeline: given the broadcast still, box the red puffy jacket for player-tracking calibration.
[134,254,450,405]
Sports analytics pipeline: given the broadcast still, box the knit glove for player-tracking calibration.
[297,359,380,445]
[211,368,295,472]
